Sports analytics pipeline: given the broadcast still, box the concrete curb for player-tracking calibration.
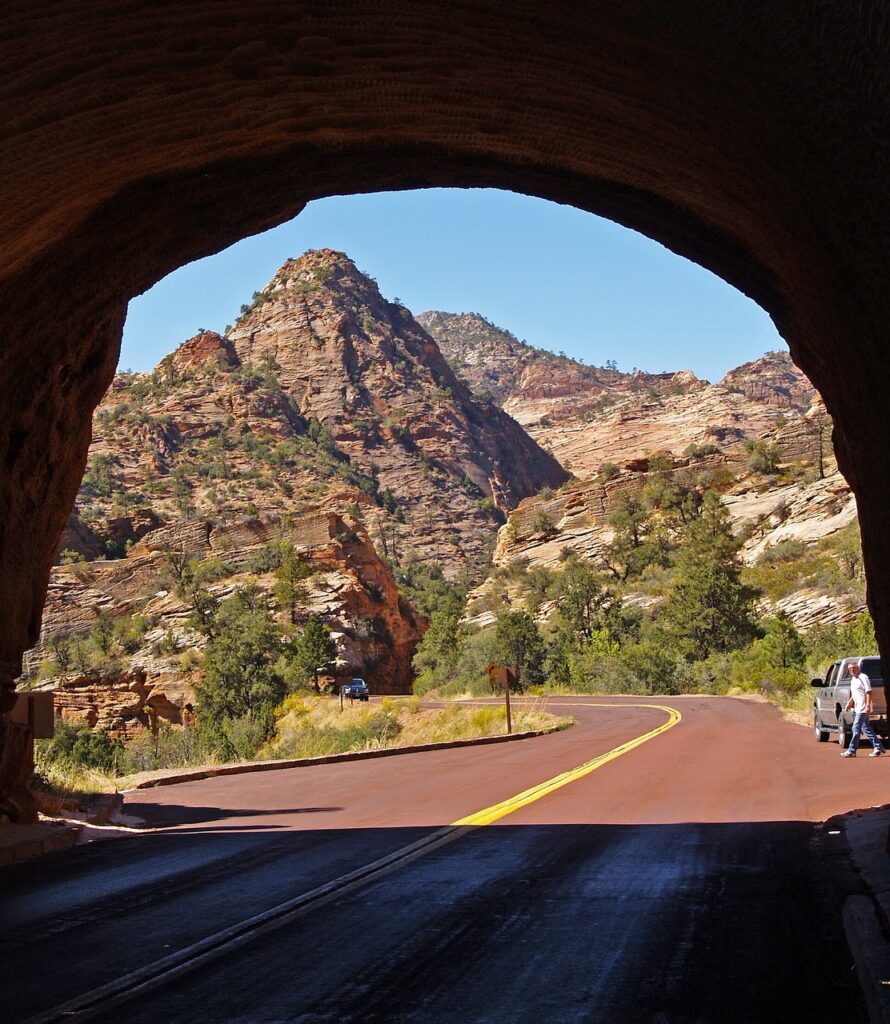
[0,821,81,867]
[844,894,890,1024]
[825,805,890,1024]
[126,726,564,791]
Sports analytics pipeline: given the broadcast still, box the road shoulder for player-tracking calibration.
[122,724,567,791]
[823,805,890,1023]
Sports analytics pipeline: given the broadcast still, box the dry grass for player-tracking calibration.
[779,686,817,728]
[726,683,813,728]
[32,761,118,802]
[263,695,571,760]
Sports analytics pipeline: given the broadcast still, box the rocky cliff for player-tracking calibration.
[469,430,861,632]
[29,511,425,736]
[720,352,816,410]
[33,253,578,735]
[420,311,817,479]
[228,253,569,559]
[415,311,620,407]
[39,270,844,735]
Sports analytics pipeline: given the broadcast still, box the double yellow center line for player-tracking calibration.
[26,701,681,1024]
[453,702,682,826]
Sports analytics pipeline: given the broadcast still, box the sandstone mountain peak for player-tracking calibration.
[719,351,815,411]
[81,252,568,573]
[39,255,847,753]
[238,248,410,325]
[417,309,618,408]
[668,369,701,385]
[41,253,578,732]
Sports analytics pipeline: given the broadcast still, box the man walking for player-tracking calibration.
[841,660,886,758]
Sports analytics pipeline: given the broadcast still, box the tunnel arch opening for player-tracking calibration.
[25,186,862,755]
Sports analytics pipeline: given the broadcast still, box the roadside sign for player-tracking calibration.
[486,664,515,734]
[9,691,55,738]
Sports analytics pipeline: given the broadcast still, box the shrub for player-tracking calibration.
[195,593,291,754]
[745,439,781,475]
[118,723,213,774]
[683,442,719,461]
[565,652,645,694]
[265,708,403,760]
[37,719,123,774]
[531,510,555,535]
[59,549,87,565]
[758,539,807,564]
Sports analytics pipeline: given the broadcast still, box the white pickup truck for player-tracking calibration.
[812,655,886,748]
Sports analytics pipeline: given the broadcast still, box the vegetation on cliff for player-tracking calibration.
[70,251,566,573]
[413,465,874,709]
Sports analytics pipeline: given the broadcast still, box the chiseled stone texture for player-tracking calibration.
[2,4,890,806]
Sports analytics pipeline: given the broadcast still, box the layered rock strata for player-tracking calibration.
[422,311,817,479]
[77,253,567,572]
[473,446,859,632]
[27,511,425,737]
[2,3,889,823]
[227,251,569,562]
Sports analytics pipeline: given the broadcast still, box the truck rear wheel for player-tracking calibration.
[838,716,851,749]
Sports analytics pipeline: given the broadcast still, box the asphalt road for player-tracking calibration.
[3,695,886,1023]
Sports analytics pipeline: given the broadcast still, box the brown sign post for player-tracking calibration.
[485,663,516,734]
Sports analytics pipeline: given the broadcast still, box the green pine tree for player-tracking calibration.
[553,556,614,645]
[494,610,546,690]
[274,541,314,625]
[659,493,760,661]
[197,592,286,721]
[758,613,806,669]
[295,614,338,692]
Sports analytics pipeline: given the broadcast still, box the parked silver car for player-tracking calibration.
[812,655,886,747]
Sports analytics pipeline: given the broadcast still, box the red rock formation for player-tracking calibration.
[720,353,815,411]
[169,331,239,375]
[424,312,818,478]
[48,669,196,740]
[417,311,619,406]
[27,511,425,737]
[228,251,569,546]
[56,511,105,564]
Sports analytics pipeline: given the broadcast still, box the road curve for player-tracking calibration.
[3,695,883,1022]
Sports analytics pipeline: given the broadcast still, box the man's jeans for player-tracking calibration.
[849,712,885,753]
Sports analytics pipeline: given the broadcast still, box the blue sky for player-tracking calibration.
[121,188,783,382]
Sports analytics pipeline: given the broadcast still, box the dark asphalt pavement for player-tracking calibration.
[2,697,877,1022]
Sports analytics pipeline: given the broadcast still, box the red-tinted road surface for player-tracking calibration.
[3,696,884,1022]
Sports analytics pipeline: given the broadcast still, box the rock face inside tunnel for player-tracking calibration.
[2,3,890,817]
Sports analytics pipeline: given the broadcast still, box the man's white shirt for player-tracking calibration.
[850,672,872,714]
